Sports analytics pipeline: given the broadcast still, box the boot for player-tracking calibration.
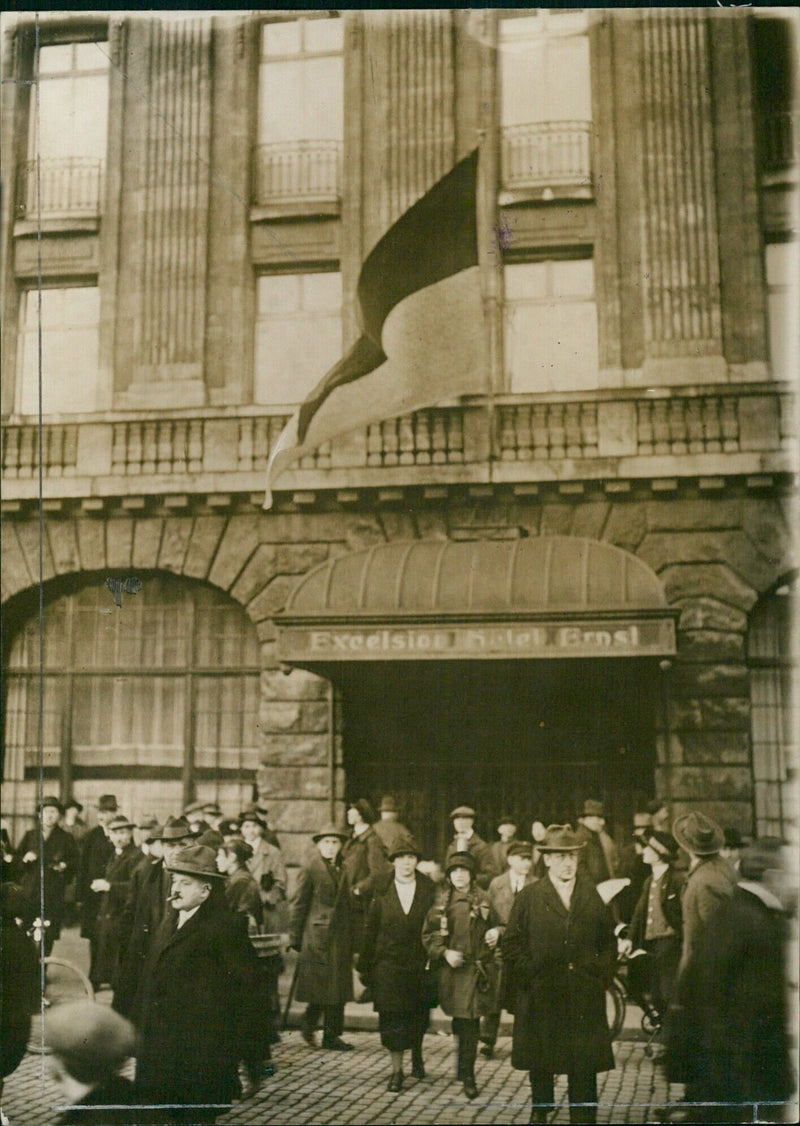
[411,1048,425,1080]
[387,1071,403,1093]
[463,1072,479,1100]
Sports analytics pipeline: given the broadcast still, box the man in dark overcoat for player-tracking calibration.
[575,799,618,885]
[288,823,355,1051]
[92,815,141,990]
[78,795,117,987]
[672,810,736,978]
[504,824,616,1125]
[135,845,266,1124]
[15,797,78,955]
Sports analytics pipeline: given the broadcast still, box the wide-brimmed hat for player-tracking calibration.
[507,841,533,859]
[166,844,226,880]
[645,830,679,861]
[449,805,476,820]
[107,814,135,831]
[388,834,423,861]
[160,816,194,842]
[672,811,724,857]
[445,850,477,875]
[97,794,118,812]
[379,795,398,813]
[44,1001,135,1076]
[40,796,64,815]
[312,823,349,843]
[582,799,605,818]
[348,798,376,824]
[538,824,586,853]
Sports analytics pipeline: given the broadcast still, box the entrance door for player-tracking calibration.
[335,658,658,861]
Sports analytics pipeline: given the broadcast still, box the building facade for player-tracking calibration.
[1,9,797,864]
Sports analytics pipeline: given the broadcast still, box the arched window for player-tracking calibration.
[3,574,260,833]
[747,575,798,840]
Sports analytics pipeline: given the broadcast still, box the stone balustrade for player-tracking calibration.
[1,386,794,499]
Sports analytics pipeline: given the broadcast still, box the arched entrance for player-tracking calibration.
[277,537,677,858]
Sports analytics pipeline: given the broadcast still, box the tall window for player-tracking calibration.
[17,286,101,415]
[254,16,344,205]
[21,39,109,218]
[499,12,592,197]
[765,242,798,382]
[254,271,342,405]
[504,258,598,392]
[3,575,260,829]
[748,577,798,840]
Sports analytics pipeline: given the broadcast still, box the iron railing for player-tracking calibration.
[501,121,592,193]
[16,158,104,218]
[252,140,342,205]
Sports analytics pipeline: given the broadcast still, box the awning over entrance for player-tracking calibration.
[277,536,677,661]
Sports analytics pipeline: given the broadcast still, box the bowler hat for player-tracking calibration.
[166,844,226,880]
[497,813,518,828]
[388,834,423,861]
[97,794,118,812]
[538,824,586,853]
[645,830,679,861]
[672,811,724,857]
[240,809,267,829]
[582,799,605,818]
[40,796,64,815]
[65,799,84,813]
[507,841,533,859]
[107,814,135,831]
[160,816,194,842]
[449,805,476,820]
[379,795,398,813]
[348,798,376,824]
[446,850,476,875]
[312,822,348,843]
[44,1002,135,1079]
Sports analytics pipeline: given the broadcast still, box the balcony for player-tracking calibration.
[500,121,592,199]
[16,158,104,220]
[252,141,342,210]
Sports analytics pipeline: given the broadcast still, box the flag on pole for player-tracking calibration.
[264,149,487,507]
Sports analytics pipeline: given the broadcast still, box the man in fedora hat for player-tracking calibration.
[289,823,355,1052]
[575,799,618,886]
[92,815,141,991]
[136,845,267,1123]
[504,825,616,1124]
[373,795,413,858]
[15,797,78,956]
[79,795,118,985]
[672,810,736,978]
[445,805,497,890]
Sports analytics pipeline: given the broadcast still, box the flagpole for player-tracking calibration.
[476,9,501,476]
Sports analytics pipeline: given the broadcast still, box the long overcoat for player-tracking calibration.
[678,854,736,975]
[360,871,436,1013]
[342,826,391,956]
[15,824,78,939]
[422,886,497,1019]
[136,894,265,1112]
[288,853,354,1006]
[225,866,263,928]
[487,868,537,1013]
[78,825,114,939]
[504,871,616,1075]
[112,859,173,1022]
[94,842,142,986]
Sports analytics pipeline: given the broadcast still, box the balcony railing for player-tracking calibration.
[252,141,342,206]
[760,111,799,175]
[16,158,104,219]
[501,121,592,194]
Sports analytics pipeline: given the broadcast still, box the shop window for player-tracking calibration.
[19,39,109,218]
[765,242,798,382]
[2,575,260,828]
[499,11,592,197]
[504,258,598,392]
[254,15,343,206]
[748,577,798,839]
[254,271,342,405]
[16,286,101,415]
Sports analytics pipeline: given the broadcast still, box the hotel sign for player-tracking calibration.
[278,617,676,662]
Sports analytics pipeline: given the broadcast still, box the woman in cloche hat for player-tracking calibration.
[422,850,496,1101]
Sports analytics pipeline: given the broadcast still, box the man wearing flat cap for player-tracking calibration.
[136,845,267,1123]
[91,815,141,991]
[79,795,118,987]
[445,805,497,890]
[44,1001,137,1124]
[289,823,355,1051]
[672,810,736,978]
[15,797,78,956]
[575,799,618,886]
[504,825,616,1124]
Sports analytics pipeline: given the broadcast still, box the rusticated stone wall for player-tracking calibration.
[2,493,795,850]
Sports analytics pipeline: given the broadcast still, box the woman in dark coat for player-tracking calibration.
[504,824,616,1125]
[15,797,78,955]
[342,799,391,958]
[289,824,354,1050]
[93,816,142,990]
[135,845,266,1124]
[359,836,436,1092]
[220,838,263,929]
[1,883,40,1093]
[422,851,496,1101]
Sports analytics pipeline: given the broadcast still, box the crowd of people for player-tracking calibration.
[0,792,794,1125]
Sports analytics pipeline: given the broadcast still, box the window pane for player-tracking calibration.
[304,56,344,140]
[74,41,109,71]
[302,271,342,312]
[262,20,301,57]
[305,16,344,54]
[258,274,301,314]
[18,287,101,415]
[255,307,342,405]
[506,298,598,393]
[505,262,548,301]
[259,60,304,143]
[38,43,73,74]
[552,258,594,298]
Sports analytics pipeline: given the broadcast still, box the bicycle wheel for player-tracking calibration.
[606,977,626,1039]
[27,957,95,1053]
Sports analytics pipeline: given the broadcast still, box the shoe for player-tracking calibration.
[463,1076,479,1100]
[387,1071,403,1093]
[300,1027,316,1047]
[480,1043,494,1059]
[411,1058,425,1080]
[529,1109,548,1125]
[322,1037,354,1052]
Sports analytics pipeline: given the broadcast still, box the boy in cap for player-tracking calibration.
[44,1001,137,1125]
[15,797,78,956]
[289,824,355,1051]
[445,806,497,890]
